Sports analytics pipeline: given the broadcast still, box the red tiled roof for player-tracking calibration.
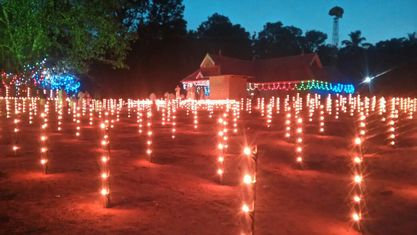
[182,67,221,82]
[209,54,256,76]
[254,54,318,82]
[182,69,202,81]
[181,53,340,83]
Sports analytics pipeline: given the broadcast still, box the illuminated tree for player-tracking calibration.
[0,1,49,76]
[0,0,147,82]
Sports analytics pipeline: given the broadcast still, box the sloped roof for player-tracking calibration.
[182,69,202,81]
[182,53,339,83]
[254,54,319,82]
[182,66,221,81]
[209,54,256,77]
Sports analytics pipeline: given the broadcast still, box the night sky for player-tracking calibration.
[183,0,417,43]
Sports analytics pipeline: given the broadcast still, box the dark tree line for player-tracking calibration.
[62,0,416,97]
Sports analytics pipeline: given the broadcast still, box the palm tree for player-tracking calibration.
[342,30,367,48]
[407,32,416,43]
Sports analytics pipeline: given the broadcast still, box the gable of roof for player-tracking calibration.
[200,54,216,68]
[182,69,201,82]
[181,66,222,82]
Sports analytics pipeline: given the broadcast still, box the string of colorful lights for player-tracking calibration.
[1,59,81,95]
[247,79,355,94]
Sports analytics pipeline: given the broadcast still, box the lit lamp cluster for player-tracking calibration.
[326,94,332,117]
[334,96,340,120]
[171,105,177,139]
[137,105,143,134]
[284,103,292,139]
[72,103,81,137]
[246,98,252,114]
[358,112,366,137]
[350,136,366,229]
[307,94,315,122]
[259,98,265,117]
[208,102,214,118]
[293,93,303,116]
[127,99,133,118]
[12,109,20,154]
[232,104,239,133]
[39,104,49,174]
[387,98,398,146]
[266,99,273,128]
[216,113,228,183]
[193,105,198,129]
[295,117,304,163]
[113,99,119,122]
[146,108,153,161]
[109,101,116,129]
[241,145,258,235]
[28,99,35,125]
[5,96,11,118]
[99,113,111,208]
[57,101,63,131]
[318,104,325,133]
[275,97,280,115]
[161,107,166,126]
[76,107,81,137]
[88,102,94,126]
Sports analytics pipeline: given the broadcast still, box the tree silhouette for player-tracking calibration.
[342,30,367,48]
[195,13,252,59]
[302,30,328,53]
[406,32,417,45]
[254,22,303,58]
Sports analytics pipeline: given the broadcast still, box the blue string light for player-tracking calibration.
[2,58,81,95]
[39,72,81,94]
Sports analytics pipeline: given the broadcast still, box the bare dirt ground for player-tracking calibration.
[1,106,417,235]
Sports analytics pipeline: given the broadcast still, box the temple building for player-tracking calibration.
[181,53,355,99]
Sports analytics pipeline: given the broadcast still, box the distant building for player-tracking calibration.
[181,53,355,99]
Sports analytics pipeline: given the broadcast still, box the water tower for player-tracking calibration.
[329,6,344,47]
